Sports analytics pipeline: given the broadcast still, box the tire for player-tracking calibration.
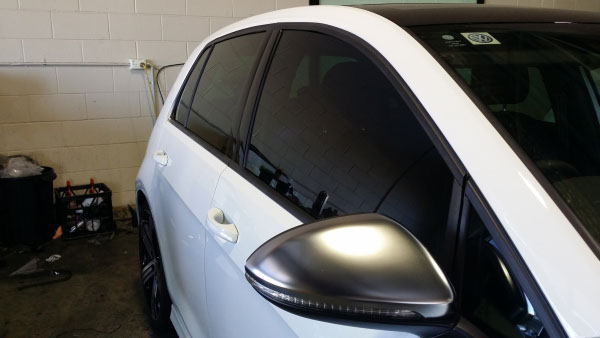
[139,205,173,332]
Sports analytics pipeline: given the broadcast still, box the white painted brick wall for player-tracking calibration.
[0,39,24,62]
[0,10,52,38]
[29,94,87,121]
[188,0,232,16]
[0,0,308,206]
[161,15,210,41]
[108,14,162,40]
[20,0,79,11]
[82,40,137,63]
[80,0,135,13]
[135,0,186,15]
[52,12,110,39]
[0,0,17,9]
[23,39,83,62]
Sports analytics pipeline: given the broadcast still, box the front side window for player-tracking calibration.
[186,32,266,153]
[413,24,600,248]
[246,30,454,259]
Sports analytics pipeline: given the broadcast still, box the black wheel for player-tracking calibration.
[139,205,172,331]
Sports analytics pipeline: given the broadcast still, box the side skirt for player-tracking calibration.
[170,304,192,338]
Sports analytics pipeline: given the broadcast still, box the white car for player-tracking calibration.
[135,4,600,338]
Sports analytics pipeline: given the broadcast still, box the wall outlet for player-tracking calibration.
[129,58,148,70]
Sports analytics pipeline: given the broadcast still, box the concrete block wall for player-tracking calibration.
[0,0,307,206]
[486,0,600,10]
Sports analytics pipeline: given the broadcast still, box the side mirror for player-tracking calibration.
[245,214,456,333]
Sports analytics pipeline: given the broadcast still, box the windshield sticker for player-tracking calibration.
[441,34,467,48]
[461,32,501,45]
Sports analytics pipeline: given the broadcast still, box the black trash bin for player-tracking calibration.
[0,166,57,247]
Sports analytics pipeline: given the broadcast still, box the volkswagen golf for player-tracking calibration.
[135,4,600,337]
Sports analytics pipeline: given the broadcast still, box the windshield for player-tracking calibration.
[411,24,600,250]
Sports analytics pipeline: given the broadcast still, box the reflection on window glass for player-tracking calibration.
[588,68,600,125]
[187,32,266,152]
[173,51,208,125]
[246,30,454,259]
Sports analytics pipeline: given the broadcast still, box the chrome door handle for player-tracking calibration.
[207,208,238,243]
[153,150,169,166]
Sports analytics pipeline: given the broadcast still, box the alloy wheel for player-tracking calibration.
[139,209,162,320]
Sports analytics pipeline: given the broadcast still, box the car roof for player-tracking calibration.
[354,4,600,27]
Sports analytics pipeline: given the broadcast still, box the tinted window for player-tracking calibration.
[246,30,454,258]
[173,50,209,125]
[187,32,266,153]
[462,206,548,338]
[414,24,600,249]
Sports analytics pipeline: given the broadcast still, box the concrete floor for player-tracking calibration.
[0,217,175,338]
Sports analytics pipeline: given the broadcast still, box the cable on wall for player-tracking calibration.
[142,63,159,122]
[156,63,185,104]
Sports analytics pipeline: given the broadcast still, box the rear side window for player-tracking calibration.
[246,30,454,259]
[173,50,209,125]
[185,32,266,153]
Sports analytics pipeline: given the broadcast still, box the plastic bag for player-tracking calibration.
[82,189,104,207]
[0,155,43,178]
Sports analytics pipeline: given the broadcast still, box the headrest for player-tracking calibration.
[470,65,530,105]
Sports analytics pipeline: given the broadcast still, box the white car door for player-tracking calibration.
[153,48,226,337]
[155,31,270,337]
[204,29,459,337]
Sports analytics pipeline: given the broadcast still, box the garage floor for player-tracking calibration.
[0,215,175,338]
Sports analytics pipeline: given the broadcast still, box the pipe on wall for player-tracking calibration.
[0,62,129,67]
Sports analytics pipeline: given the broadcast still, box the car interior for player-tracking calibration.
[413,24,600,241]
[470,61,600,238]
[245,31,454,261]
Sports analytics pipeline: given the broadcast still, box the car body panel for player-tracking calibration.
[136,5,600,337]
[151,122,228,337]
[206,167,419,338]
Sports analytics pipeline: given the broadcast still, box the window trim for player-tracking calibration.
[462,178,567,338]
[168,27,272,160]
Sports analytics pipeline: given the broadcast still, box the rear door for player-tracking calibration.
[205,28,461,337]
[152,31,268,337]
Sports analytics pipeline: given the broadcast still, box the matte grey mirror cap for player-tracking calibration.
[245,213,455,324]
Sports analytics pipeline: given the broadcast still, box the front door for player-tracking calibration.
[204,28,460,337]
